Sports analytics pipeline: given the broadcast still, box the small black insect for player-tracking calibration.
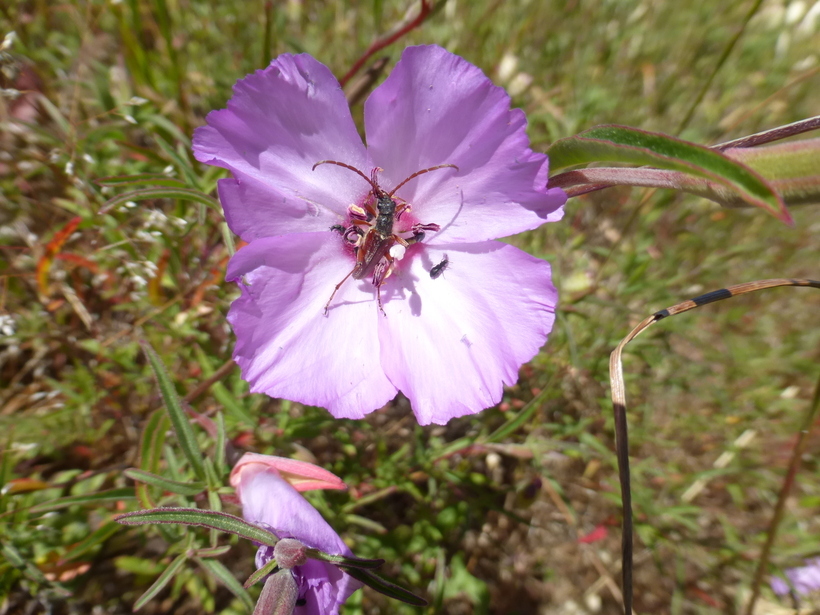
[429,254,449,279]
[330,224,346,235]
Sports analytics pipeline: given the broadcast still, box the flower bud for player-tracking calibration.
[274,538,308,569]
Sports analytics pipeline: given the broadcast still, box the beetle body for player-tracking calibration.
[313,160,457,315]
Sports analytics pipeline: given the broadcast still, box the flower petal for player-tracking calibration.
[230,453,346,495]
[364,45,565,244]
[193,54,372,241]
[227,233,398,418]
[241,472,362,615]
[377,242,557,425]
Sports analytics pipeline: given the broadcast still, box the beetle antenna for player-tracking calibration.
[313,160,378,192]
[389,164,459,197]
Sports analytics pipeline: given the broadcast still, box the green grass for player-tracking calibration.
[1,1,819,613]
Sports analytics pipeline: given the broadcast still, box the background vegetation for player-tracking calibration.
[1,0,818,613]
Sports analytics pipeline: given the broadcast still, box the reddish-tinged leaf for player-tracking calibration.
[578,525,608,544]
[2,478,51,494]
[54,253,99,273]
[36,216,82,296]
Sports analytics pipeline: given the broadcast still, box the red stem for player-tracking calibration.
[339,0,433,88]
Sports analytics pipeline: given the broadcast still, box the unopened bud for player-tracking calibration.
[273,538,307,569]
[253,570,299,615]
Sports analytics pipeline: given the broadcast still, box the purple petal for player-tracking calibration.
[193,54,372,241]
[226,233,397,418]
[770,576,789,596]
[364,45,565,244]
[241,472,362,615]
[377,242,557,425]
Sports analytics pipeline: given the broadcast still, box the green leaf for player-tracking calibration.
[115,507,278,546]
[340,567,427,606]
[306,548,385,569]
[141,341,206,481]
[95,173,187,188]
[124,469,205,496]
[196,557,254,610]
[244,558,280,589]
[214,412,227,479]
[99,187,220,215]
[152,132,199,185]
[548,124,790,223]
[194,545,232,558]
[61,520,121,561]
[29,488,135,513]
[136,409,170,508]
[724,138,820,206]
[133,553,187,611]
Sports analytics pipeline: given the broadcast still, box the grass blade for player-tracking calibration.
[124,469,205,496]
[340,566,427,606]
[30,488,135,513]
[116,507,279,546]
[133,553,187,611]
[196,557,254,610]
[141,341,206,481]
[99,187,220,215]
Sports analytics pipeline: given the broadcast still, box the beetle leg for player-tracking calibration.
[324,266,356,316]
[371,254,395,317]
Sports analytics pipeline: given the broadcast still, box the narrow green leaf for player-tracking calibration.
[193,346,254,425]
[29,488,135,513]
[220,221,236,256]
[115,507,278,546]
[1,543,51,586]
[136,409,170,508]
[196,557,254,610]
[141,341,206,481]
[548,124,790,223]
[724,138,820,206]
[95,173,187,188]
[99,187,220,215]
[139,410,169,474]
[340,567,427,606]
[152,133,199,185]
[61,520,120,561]
[244,558,280,589]
[124,469,205,496]
[306,548,384,569]
[195,545,232,558]
[203,457,221,493]
[214,412,227,479]
[133,553,187,611]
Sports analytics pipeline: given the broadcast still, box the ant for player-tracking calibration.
[313,160,457,315]
[429,254,449,279]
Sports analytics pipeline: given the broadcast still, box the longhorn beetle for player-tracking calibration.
[313,160,458,315]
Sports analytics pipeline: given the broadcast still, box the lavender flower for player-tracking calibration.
[771,557,820,597]
[194,45,566,425]
[230,453,362,615]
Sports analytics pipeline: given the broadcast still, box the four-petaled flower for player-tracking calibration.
[194,45,566,425]
[230,453,361,614]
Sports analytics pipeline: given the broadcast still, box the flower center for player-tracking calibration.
[317,161,456,316]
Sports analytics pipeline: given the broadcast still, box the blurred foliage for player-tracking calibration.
[1,0,819,614]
